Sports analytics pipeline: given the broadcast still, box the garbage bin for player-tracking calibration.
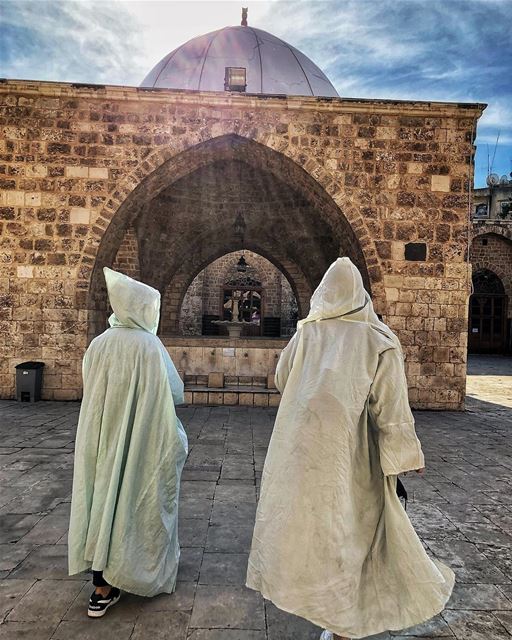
[15,362,45,403]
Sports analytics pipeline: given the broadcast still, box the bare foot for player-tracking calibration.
[95,585,111,597]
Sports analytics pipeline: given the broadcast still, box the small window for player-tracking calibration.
[225,67,247,92]
[473,203,489,219]
[482,238,488,246]
[499,200,512,219]
[405,242,427,261]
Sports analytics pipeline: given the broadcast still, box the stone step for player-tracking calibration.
[183,386,280,407]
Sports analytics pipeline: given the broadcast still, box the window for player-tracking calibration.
[498,200,512,219]
[404,242,427,261]
[474,203,489,219]
[225,67,247,92]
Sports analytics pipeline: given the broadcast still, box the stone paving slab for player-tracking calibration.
[0,356,511,638]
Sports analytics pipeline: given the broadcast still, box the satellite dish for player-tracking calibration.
[500,175,509,185]
[487,173,500,186]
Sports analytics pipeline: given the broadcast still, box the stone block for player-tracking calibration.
[407,162,423,174]
[391,241,404,260]
[88,167,109,179]
[223,393,238,405]
[208,372,224,388]
[208,392,223,405]
[199,552,249,586]
[253,394,269,407]
[189,585,265,630]
[269,394,281,407]
[0,622,59,640]
[64,166,88,178]
[25,192,41,206]
[6,191,24,206]
[431,175,451,192]
[26,164,48,178]
[7,579,83,624]
[17,266,34,278]
[266,373,276,389]
[69,207,90,224]
[193,392,208,405]
[266,601,321,640]
[386,287,399,302]
[239,393,254,406]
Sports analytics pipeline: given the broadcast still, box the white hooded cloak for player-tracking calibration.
[68,268,188,596]
[246,257,454,638]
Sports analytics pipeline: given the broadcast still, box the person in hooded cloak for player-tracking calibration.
[246,258,454,640]
[68,267,188,617]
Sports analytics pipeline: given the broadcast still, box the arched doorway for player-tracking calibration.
[469,269,508,353]
[86,134,379,342]
[172,250,299,338]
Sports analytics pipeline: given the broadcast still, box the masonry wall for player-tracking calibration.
[0,80,483,407]
[112,227,140,280]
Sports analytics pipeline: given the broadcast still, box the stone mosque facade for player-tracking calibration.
[0,22,489,409]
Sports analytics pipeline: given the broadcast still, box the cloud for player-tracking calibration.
[1,0,510,184]
[261,0,512,185]
[0,0,146,84]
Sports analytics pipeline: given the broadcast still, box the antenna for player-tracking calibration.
[241,7,248,26]
[489,131,500,174]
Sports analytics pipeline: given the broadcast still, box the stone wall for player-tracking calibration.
[0,80,484,407]
[112,227,140,280]
[178,270,204,336]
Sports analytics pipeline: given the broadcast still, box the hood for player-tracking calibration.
[104,267,161,334]
[298,257,395,340]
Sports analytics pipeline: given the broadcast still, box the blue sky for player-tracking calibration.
[1,0,511,187]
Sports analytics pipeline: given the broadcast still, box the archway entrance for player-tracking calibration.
[469,269,508,354]
[86,134,376,343]
[171,250,299,338]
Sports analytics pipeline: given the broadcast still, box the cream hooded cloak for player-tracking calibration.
[68,268,188,597]
[246,258,454,638]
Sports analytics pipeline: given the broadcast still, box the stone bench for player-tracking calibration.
[182,372,280,406]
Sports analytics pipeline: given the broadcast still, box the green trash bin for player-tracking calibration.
[15,361,45,403]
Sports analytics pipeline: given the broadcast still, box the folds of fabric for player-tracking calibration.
[68,268,187,597]
[246,258,453,638]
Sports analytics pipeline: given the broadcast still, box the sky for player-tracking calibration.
[1,0,511,187]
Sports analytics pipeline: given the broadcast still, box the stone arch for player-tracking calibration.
[470,231,512,317]
[472,223,512,244]
[472,262,510,289]
[161,245,311,335]
[83,133,386,340]
[472,260,512,308]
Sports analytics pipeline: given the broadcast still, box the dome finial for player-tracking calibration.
[241,7,248,26]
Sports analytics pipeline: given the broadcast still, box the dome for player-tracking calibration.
[141,26,339,98]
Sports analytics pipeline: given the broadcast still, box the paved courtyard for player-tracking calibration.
[0,355,511,639]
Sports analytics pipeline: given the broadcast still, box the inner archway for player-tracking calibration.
[166,250,300,338]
